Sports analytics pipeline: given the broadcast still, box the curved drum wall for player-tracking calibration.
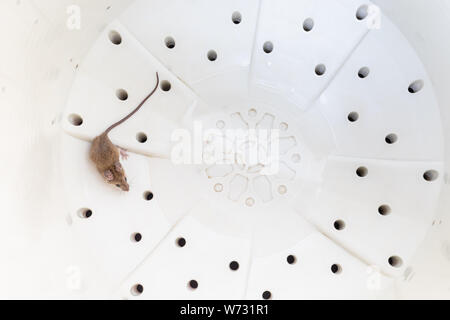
[0,0,449,299]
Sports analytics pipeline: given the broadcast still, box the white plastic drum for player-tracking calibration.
[1,0,450,300]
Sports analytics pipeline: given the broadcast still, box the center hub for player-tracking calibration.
[204,107,301,206]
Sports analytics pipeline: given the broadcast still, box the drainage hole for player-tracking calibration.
[143,191,154,201]
[232,11,242,24]
[216,120,226,129]
[263,41,274,54]
[303,18,314,32]
[385,133,398,144]
[109,30,122,45]
[160,80,172,92]
[291,154,301,163]
[214,183,223,193]
[207,50,218,61]
[287,255,297,265]
[188,280,199,290]
[262,291,272,300]
[116,89,128,101]
[68,114,83,127]
[246,197,255,207]
[165,36,175,49]
[176,237,186,247]
[131,284,144,296]
[229,261,240,271]
[378,205,392,216]
[131,232,142,243]
[408,80,424,93]
[78,208,92,219]
[423,170,439,182]
[348,112,359,122]
[278,185,287,195]
[358,67,370,78]
[331,264,342,274]
[136,132,148,143]
[315,64,326,76]
[356,166,368,178]
[248,109,257,117]
[356,5,369,20]
[279,122,288,131]
[333,220,346,231]
[388,256,403,268]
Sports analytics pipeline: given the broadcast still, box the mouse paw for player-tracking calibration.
[119,148,129,161]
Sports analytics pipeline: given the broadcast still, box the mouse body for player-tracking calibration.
[89,72,160,191]
[90,132,129,191]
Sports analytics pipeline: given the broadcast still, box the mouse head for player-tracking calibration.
[103,162,129,191]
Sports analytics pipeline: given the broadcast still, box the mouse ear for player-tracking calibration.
[115,162,123,172]
[103,170,114,181]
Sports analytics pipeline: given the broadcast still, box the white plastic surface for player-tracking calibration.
[58,0,445,299]
[1,0,449,300]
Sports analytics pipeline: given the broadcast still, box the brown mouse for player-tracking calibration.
[90,72,160,191]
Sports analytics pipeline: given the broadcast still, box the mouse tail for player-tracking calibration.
[105,72,160,135]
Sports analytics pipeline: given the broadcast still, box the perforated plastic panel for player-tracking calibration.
[61,0,444,299]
